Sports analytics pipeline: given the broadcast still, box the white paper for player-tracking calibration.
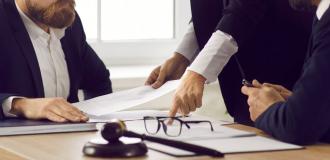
[147,136,303,156]
[189,136,303,153]
[92,110,253,141]
[90,110,302,155]
[73,80,180,116]
[123,117,255,141]
[88,110,170,122]
[89,110,233,124]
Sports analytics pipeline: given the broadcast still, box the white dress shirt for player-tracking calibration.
[176,23,238,83]
[317,0,330,20]
[1,2,70,117]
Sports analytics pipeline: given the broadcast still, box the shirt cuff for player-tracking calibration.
[187,30,238,83]
[2,96,23,117]
[175,23,200,62]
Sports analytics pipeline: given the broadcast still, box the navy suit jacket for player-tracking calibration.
[255,9,330,145]
[190,0,313,125]
[0,0,112,119]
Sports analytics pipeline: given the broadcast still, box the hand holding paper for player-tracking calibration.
[73,80,180,116]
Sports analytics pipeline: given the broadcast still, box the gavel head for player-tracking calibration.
[101,119,127,143]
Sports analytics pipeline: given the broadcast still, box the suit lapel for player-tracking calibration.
[5,0,44,97]
[61,30,77,102]
[223,0,229,7]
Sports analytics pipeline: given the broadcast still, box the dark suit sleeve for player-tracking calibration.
[74,15,112,100]
[217,0,269,47]
[81,44,112,100]
[255,22,330,145]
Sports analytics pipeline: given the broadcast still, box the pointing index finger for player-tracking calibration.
[169,98,182,118]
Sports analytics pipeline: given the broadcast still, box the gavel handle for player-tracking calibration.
[123,131,223,157]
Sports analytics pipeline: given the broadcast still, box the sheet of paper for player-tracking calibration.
[123,117,255,141]
[89,109,302,156]
[92,110,253,141]
[89,110,233,125]
[88,110,170,122]
[189,136,303,153]
[147,136,303,156]
[73,80,180,116]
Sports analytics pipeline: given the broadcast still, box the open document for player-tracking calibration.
[73,80,180,116]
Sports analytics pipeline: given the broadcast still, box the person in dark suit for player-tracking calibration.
[0,0,112,122]
[242,0,330,145]
[145,0,313,125]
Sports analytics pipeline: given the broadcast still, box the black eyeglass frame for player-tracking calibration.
[143,116,214,137]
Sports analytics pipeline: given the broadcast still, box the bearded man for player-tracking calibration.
[0,0,112,122]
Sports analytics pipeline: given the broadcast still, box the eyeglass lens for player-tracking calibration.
[144,117,159,134]
[162,118,182,137]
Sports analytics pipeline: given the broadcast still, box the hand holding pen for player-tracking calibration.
[241,79,286,121]
[242,79,254,87]
[234,55,255,88]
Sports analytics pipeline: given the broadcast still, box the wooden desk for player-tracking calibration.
[0,124,329,160]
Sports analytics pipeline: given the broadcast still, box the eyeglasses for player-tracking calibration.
[143,116,214,137]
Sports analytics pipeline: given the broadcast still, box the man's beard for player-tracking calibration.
[289,0,315,11]
[26,0,76,28]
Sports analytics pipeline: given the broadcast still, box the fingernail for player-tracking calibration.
[151,84,158,88]
[155,81,162,86]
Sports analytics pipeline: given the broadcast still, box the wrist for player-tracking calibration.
[173,52,190,66]
[11,98,27,116]
[186,70,206,84]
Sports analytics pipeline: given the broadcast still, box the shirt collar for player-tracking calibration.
[317,0,330,20]
[15,1,66,40]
